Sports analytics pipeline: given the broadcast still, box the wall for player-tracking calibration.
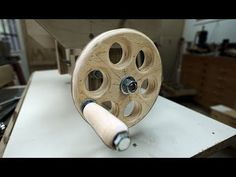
[37,19,185,81]
[183,19,236,44]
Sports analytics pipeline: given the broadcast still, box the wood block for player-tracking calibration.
[211,105,236,128]
[211,105,236,149]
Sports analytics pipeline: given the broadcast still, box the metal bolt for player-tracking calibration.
[128,82,137,92]
[93,70,103,79]
[120,76,137,94]
[113,131,131,151]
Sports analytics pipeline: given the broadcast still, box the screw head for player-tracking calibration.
[128,81,137,93]
[93,70,103,79]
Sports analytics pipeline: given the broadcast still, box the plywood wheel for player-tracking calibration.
[72,28,162,128]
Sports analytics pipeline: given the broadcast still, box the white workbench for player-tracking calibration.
[3,70,236,157]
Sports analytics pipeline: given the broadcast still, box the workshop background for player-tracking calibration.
[1,19,236,157]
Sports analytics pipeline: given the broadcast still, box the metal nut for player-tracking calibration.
[120,76,137,94]
[113,131,131,151]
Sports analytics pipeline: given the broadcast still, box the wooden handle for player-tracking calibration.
[83,102,130,151]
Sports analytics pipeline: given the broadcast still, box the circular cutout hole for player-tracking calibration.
[123,101,141,118]
[101,101,118,116]
[136,50,145,69]
[109,42,123,64]
[140,78,157,96]
[101,101,112,111]
[85,70,103,91]
[140,79,148,94]
[136,49,153,71]
[124,101,135,117]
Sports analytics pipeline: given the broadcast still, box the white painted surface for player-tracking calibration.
[3,70,236,157]
[183,19,236,43]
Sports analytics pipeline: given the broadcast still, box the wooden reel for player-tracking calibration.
[72,28,162,151]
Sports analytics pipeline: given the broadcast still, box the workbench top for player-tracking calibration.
[3,70,236,157]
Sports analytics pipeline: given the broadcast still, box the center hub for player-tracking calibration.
[120,76,137,94]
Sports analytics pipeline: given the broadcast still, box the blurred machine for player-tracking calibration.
[0,38,25,140]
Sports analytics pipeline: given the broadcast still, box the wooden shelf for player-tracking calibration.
[181,54,236,109]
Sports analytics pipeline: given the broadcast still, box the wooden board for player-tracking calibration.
[2,70,236,157]
[36,19,121,49]
[55,40,68,74]
[211,105,236,149]
[211,105,236,128]
[55,40,82,75]
[35,20,184,81]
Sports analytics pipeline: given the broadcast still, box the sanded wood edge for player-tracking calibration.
[192,134,236,158]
